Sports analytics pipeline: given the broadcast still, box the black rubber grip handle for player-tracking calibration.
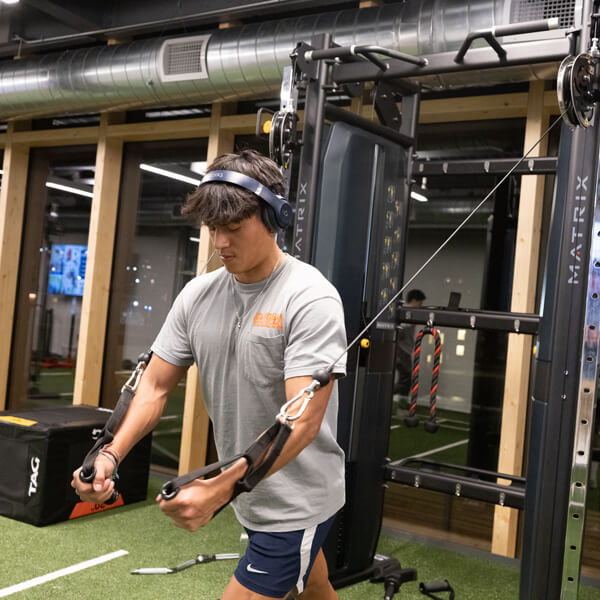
[160,481,179,501]
[79,466,95,483]
[420,581,451,593]
[78,466,120,505]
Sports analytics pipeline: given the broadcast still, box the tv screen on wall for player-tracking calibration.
[47,244,88,296]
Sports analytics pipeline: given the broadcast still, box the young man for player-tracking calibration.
[71,149,347,600]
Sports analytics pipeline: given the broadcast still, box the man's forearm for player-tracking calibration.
[108,393,167,460]
[104,356,187,461]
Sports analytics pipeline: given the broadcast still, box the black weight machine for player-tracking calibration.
[259,4,600,597]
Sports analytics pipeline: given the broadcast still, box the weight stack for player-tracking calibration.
[0,405,151,526]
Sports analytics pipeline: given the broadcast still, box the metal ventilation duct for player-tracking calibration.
[0,0,578,120]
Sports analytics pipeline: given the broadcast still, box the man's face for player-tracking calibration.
[209,214,276,283]
[407,298,424,308]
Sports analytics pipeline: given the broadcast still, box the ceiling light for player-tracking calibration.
[411,190,428,203]
[0,0,20,5]
[46,176,94,198]
[140,163,202,186]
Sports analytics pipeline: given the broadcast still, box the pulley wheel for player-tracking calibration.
[558,53,595,128]
[557,55,577,127]
[269,111,297,167]
[571,52,595,127]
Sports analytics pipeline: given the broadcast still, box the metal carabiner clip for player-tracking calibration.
[277,379,321,424]
[122,359,147,393]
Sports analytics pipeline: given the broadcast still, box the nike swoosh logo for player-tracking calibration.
[246,563,269,575]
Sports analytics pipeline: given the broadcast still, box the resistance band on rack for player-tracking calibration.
[403,325,441,433]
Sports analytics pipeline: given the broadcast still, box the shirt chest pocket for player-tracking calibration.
[241,332,285,388]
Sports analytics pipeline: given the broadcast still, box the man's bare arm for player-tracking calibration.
[156,374,335,531]
[71,354,188,504]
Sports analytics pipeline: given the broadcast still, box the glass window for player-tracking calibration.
[385,118,541,545]
[8,146,96,410]
[102,139,208,471]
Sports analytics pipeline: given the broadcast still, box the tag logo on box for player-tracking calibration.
[28,457,40,497]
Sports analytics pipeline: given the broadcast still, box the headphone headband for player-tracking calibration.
[200,170,292,229]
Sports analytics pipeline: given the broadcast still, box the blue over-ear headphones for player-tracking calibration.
[200,170,293,230]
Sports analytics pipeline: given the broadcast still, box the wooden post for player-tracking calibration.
[491,80,549,557]
[0,122,30,409]
[72,113,125,406]
[178,102,235,475]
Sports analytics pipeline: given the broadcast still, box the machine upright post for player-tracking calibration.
[291,33,330,263]
[521,3,600,595]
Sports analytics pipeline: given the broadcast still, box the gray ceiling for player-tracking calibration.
[0,0,357,60]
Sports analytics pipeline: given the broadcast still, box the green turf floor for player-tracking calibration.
[1,478,599,599]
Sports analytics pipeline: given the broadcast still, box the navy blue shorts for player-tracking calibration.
[234,514,335,598]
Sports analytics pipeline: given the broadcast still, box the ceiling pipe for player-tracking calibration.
[0,0,575,120]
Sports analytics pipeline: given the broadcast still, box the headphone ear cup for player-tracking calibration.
[260,203,278,232]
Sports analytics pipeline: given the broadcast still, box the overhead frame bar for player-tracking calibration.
[395,306,540,335]
[386,459,526,510]
[413,157,557,176]
[331,38,570,84]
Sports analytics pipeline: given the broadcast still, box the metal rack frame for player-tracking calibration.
[273,5,600,595]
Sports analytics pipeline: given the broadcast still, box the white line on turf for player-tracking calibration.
[409,439,469,459]
[0,550,129,598]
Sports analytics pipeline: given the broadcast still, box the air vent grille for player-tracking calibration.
[158,35,211,82]
[510,0,575,29]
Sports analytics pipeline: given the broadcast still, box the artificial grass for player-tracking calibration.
[388,407,471,465]
[1,478,599,599]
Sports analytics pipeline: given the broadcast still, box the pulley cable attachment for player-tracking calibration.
[268,63,299,170]
[160,369,330,510]
[419,579,455,600]
[78,351,153,504]
[269,110,298,169]
[404,325,441,433]
[557,51,598,128]
[557,7,600,131]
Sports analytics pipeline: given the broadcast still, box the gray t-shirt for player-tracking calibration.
[152,255,347,531]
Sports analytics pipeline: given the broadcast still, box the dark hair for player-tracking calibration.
[406,289,426,303]
[182,149,285,232]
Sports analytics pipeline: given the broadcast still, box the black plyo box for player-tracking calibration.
[0,405,152,526]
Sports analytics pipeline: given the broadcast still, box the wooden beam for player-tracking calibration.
[106,117,211,142]
[220,112,261,135]
[178,102,233,476]
[415,93,530,123]
[72,114,125,406]
[357,90,558,124]
[0,123,30,409]
[207,102,237,162]
[11,126,99,146]
[0,89,559,150]
[492,80,549,558]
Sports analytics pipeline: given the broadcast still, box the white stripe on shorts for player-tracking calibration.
[295,525,317,594]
